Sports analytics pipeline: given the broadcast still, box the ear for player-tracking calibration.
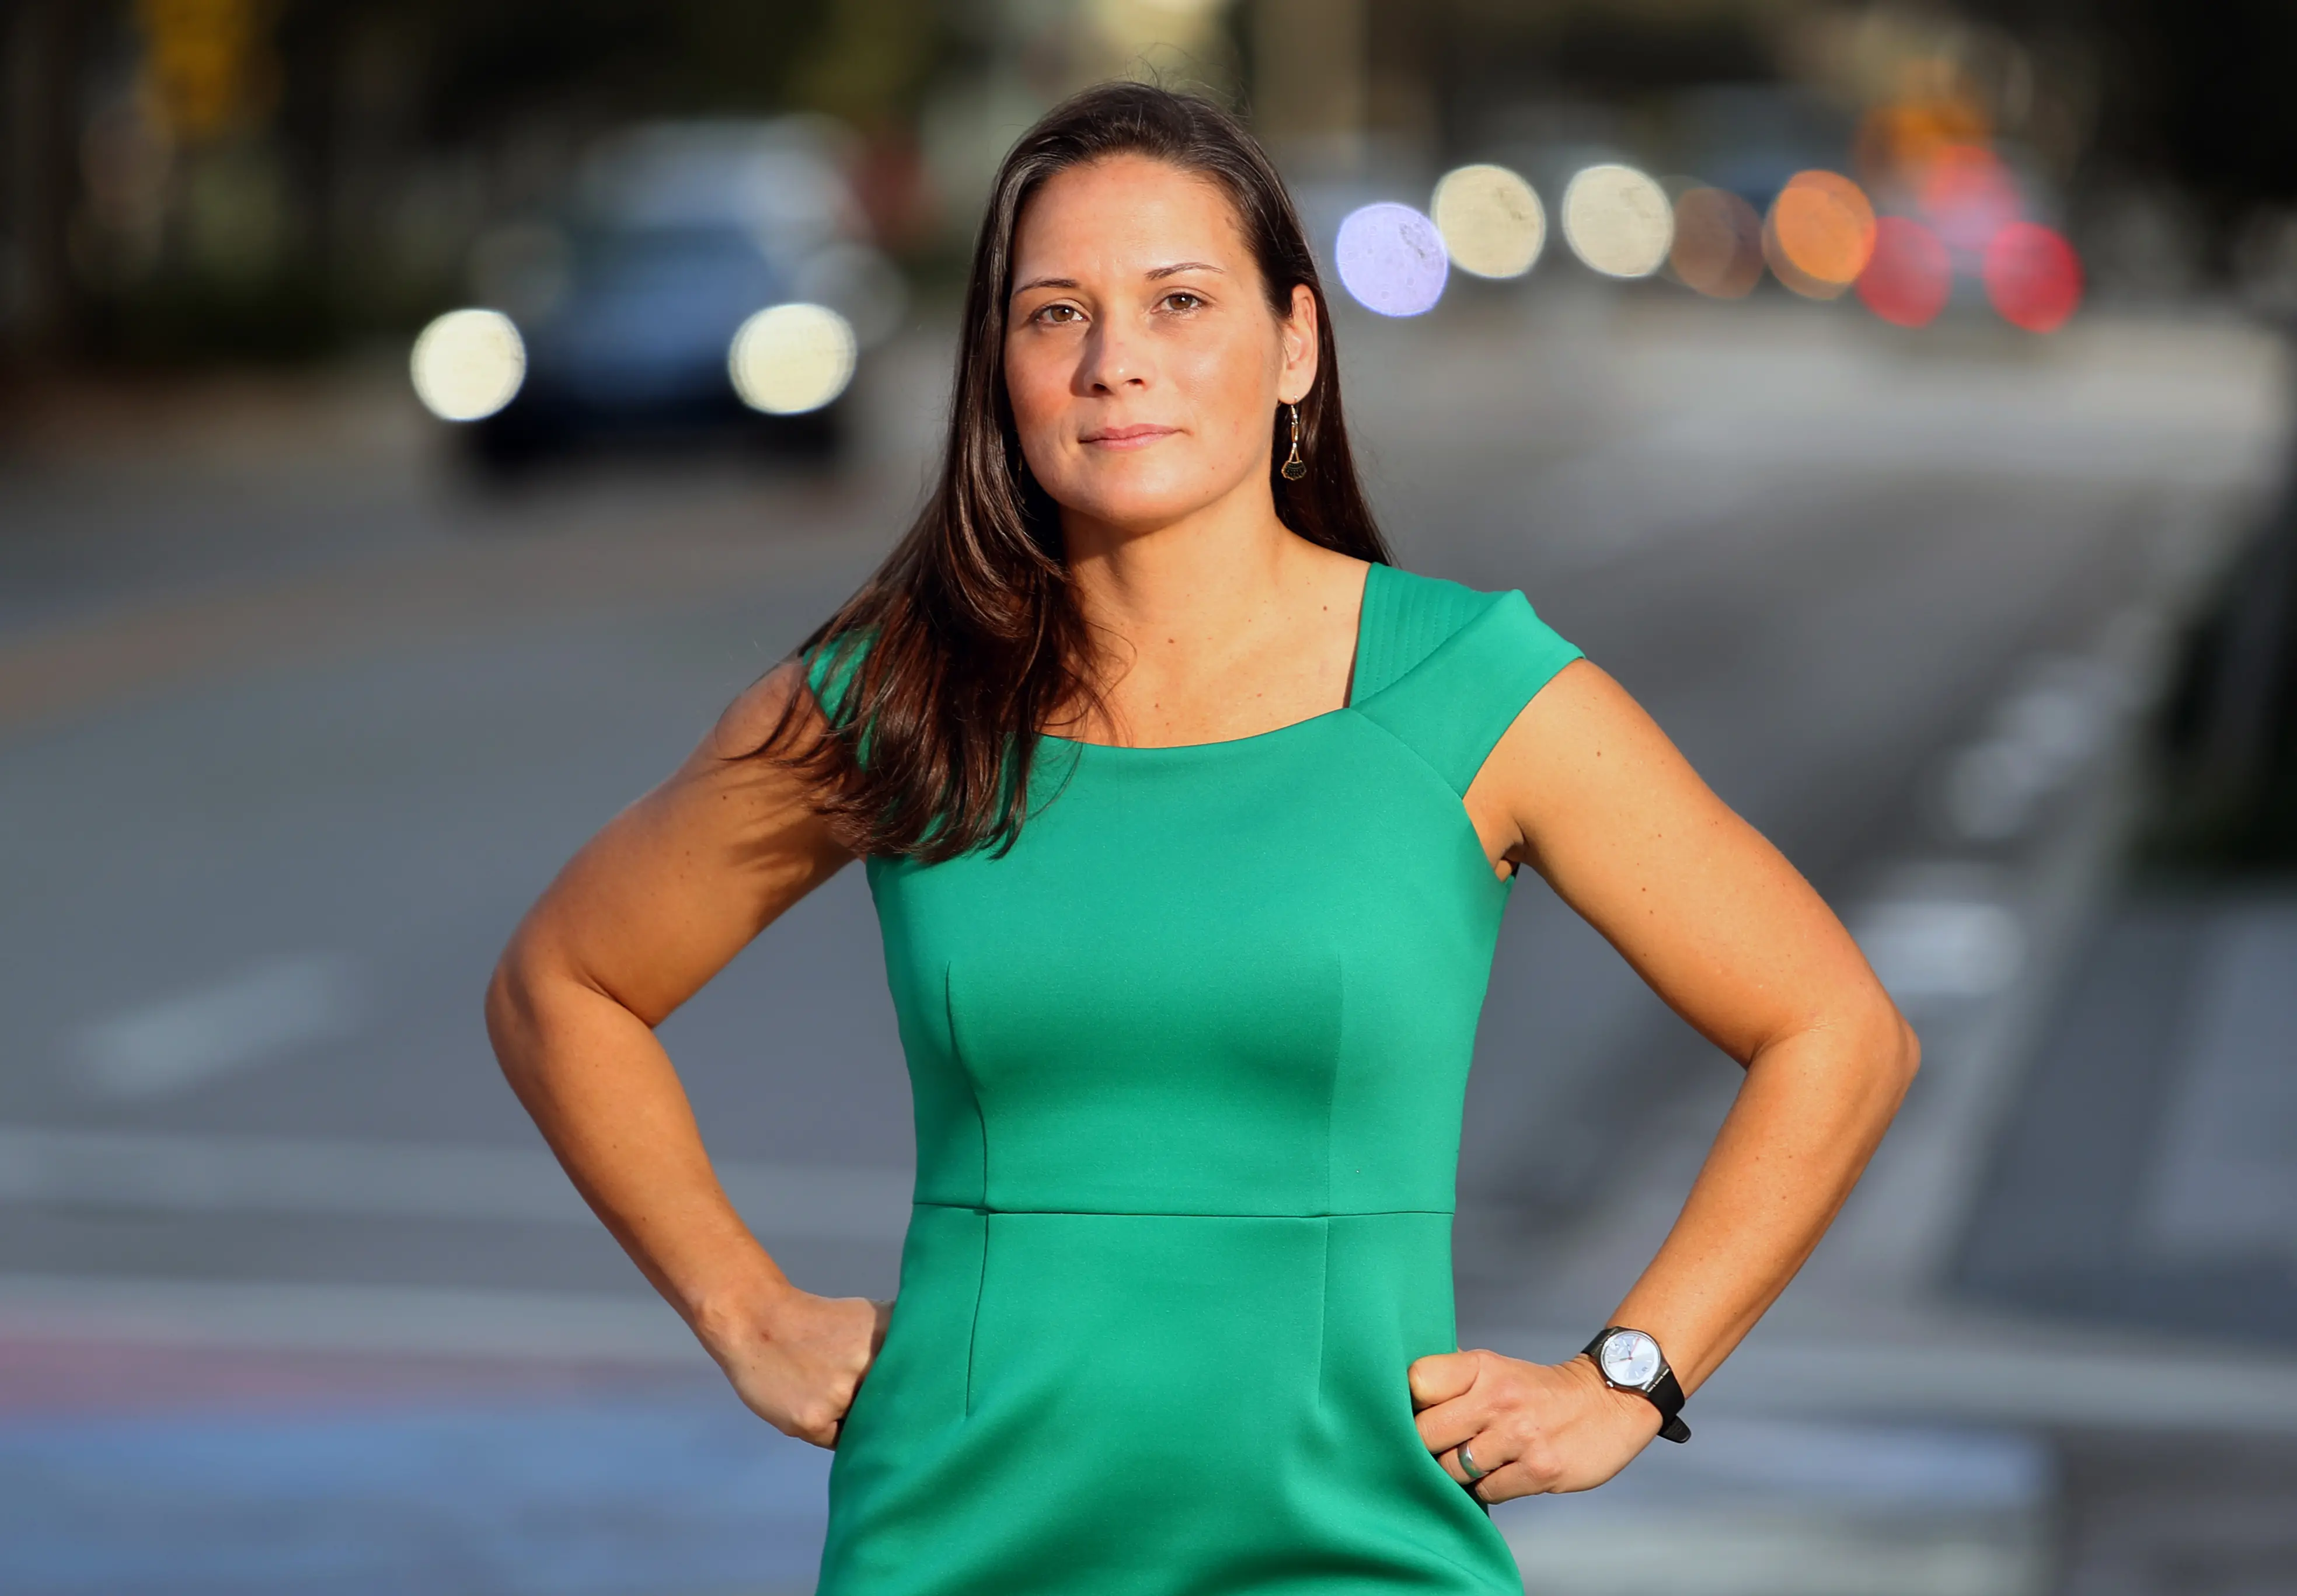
[1277,283,1319,405]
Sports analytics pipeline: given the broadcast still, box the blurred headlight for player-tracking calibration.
[730,303,857,414]
[410,309,526,422]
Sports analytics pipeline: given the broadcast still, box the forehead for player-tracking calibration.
[1011,155,1249,276]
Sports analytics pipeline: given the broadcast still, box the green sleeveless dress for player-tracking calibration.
[813,564,1582,1594]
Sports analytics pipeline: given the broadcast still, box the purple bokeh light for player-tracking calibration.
[1334,203,1449,317]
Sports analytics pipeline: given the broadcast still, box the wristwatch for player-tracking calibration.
[1581,1326,1691,1443]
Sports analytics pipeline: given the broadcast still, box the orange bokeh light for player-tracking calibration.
[1855,95,1991,190]
[1765,170,1877,298]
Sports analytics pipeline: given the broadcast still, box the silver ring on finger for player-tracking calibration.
[1458,1439,1490,1483]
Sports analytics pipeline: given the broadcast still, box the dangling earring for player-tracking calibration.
[1280,402,1307,481]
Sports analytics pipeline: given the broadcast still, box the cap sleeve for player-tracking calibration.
[803,629,874,726]
[1352,587,1582,796]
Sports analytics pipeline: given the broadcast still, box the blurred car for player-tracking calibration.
[409,118,907,473]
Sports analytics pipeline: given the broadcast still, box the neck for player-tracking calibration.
[1060,480,1308,666]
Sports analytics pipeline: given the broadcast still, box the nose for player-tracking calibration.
[1078,317,1150,395]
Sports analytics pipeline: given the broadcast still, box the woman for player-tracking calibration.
[486,83,1917,1594]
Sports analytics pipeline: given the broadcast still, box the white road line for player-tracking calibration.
[76,954,364,1099]
[1852,893,2027,1003]
[0,1125,913,1243]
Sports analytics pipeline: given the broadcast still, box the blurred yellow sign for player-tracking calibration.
[137,0,276,141]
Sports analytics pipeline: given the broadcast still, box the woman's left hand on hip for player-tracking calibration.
[1409,1347,1661,1501]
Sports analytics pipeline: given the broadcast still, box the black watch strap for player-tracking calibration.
[1581,1328,1692,1444]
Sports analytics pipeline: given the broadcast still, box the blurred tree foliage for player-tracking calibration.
[29,0,949,365]
[361,0,943,135]
[2146,513,2297,871]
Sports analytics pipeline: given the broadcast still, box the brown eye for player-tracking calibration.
[1162,292,1205,312]
[1034,304,1083,325]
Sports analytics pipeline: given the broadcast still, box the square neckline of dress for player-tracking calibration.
[1040,560,1380,755]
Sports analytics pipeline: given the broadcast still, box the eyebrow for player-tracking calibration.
[1010,262,1228,298]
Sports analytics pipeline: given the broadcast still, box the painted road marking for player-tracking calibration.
[76,954,365,1100]
[1852,895,2027,1003]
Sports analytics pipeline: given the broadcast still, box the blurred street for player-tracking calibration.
[2,288,2288,1593]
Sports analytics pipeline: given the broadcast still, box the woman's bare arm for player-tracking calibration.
[1413,659,1918,1498]
[485,663,878,1445]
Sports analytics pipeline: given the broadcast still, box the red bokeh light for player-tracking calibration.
[1916,143,2022,257]
[1983,222,2083,333]
[1857,217,1953,327]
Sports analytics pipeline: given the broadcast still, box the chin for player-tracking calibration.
[1048,461,1244,534]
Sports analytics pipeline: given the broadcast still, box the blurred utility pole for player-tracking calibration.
[1250,0,1367,173]
[2,0,87,367]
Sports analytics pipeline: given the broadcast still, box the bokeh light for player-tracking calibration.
[1983,222,2083,333]
[1560,165,1672,279]
[729,302,858,414]
[1856,93,1992,192]
[1669,187,1764,298]
[409,309,526,423]
[1918,144,2023,257]
[1430,164,1545,279]
[1335,203,1449,316]
[1857,217,1953,327]
[1763,170,1877,299]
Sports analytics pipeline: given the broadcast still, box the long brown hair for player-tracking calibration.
[767,81,1392,862]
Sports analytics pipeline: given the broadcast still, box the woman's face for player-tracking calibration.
[1004,155,1318,536]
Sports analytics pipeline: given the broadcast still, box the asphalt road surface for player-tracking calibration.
[0,289,2285,1596]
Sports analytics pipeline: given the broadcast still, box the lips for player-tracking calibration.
[1080,424,1179,446]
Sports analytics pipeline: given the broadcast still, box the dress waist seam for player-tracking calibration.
[908,1201,1455,1218]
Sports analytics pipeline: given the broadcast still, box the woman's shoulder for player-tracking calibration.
[1355,563,1578,703]
[710,658,815,760]
[708,622,876,760]
[1353,564,1585,794]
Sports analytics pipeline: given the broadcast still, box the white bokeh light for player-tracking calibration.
[409,309,526,422]
[1560,165,1674,279]
[1431,165,1545,279]
[1334,203,1448,318]
[729,302,858,415]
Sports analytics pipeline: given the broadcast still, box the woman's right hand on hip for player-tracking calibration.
[700,1284,893,1448]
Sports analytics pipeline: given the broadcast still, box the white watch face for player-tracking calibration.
[1600,1330,1662,1388]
